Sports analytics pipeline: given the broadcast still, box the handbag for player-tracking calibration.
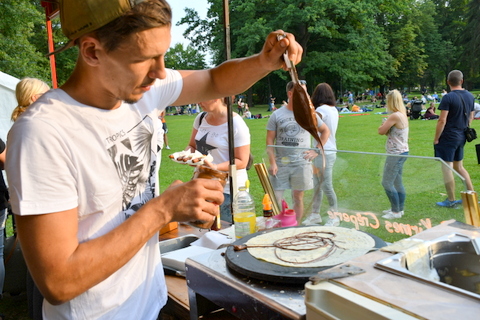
[465,127,477,142]
[453,92,477,142]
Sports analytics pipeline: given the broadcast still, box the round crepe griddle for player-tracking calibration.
[225,226,386,284]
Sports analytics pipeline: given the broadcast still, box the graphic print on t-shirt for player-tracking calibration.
[278,119,303,147]
[196,132,217,155]
[107,115,156,219]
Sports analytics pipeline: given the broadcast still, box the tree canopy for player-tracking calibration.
[1,0,478,102]
[179,0,480,103]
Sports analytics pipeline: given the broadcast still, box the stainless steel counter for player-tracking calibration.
[186,247,307,320]
[186,220,480,320]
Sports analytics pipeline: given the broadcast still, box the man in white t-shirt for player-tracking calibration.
[5,1,303,319]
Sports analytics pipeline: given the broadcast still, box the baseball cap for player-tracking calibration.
[49,0,145,55]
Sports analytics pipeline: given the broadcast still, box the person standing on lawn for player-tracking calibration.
[267,81,330,224]
[434,70,475,207]
[5,0,303,319]
[159,110,170,149]
[306,82,339,226]
[378,89,409,219]
[186,97,251,223]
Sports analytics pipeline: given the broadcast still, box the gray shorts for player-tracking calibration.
[270,165,313,191]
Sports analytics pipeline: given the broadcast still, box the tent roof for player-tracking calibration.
[0,71,20,91]
[0,71,19,141]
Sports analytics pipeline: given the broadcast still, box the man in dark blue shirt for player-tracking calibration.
[434,70,475,207]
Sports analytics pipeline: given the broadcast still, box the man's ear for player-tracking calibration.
[78,35,103,67]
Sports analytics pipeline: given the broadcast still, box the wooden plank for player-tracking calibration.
[165,275,189,309]
[164,275,238,319]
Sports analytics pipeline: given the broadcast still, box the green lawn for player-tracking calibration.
[159,104,480,241]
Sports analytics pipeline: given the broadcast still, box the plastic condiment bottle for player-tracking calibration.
[278,199,298,227]
[262,194,281,230]
[233,181,256,239]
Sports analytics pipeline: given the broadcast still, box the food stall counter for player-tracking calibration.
[158,222,238,319]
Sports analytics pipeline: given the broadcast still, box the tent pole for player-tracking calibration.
[46,19,58,88]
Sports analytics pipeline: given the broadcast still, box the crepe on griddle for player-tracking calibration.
[246,226,375,268]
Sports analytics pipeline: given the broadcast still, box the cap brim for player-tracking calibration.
[45,40,75,57]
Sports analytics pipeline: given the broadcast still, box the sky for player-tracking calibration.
[168,0,209,47]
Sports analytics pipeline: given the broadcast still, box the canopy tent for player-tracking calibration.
[0,71,19,141]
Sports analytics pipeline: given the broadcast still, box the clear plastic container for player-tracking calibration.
[233,186,256,239]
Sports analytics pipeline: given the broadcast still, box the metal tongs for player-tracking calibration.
[277,34,300,83]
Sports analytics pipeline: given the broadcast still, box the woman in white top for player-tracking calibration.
[187,98,251,222]
[305,83,340,226]
[378,89,409,219]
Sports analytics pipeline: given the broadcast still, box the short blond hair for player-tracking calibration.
[12,78,49,122]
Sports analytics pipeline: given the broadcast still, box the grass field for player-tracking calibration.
[2,96,480,317]
[158,102,480,240]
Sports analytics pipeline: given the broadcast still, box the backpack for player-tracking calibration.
[198,112,253,170]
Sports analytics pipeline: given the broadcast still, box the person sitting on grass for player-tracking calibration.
[351,104,361,112]
[424,102,439,120]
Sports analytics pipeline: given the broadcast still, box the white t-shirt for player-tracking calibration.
[315,104,339,154]
[193,113,250,192]
[6,69,183,320]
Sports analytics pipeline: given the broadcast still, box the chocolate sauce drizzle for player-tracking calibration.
[234,231,345,264]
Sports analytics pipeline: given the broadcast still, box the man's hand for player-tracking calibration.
[268,162,278,176]
[157,179,224,223]
[259,30,303,72]
[303,150,318,161]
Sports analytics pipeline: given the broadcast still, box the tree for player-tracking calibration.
[0,1,77,86]
[432,0,470,85]
[0,0,50,81]
[459,0,480,85]
[180,0,398,101]
[165,43,207,70]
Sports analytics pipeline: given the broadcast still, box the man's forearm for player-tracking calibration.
[267,146,276,165]
[17,203,166,305]
[209,54,271,98]
[434,121,445,141]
